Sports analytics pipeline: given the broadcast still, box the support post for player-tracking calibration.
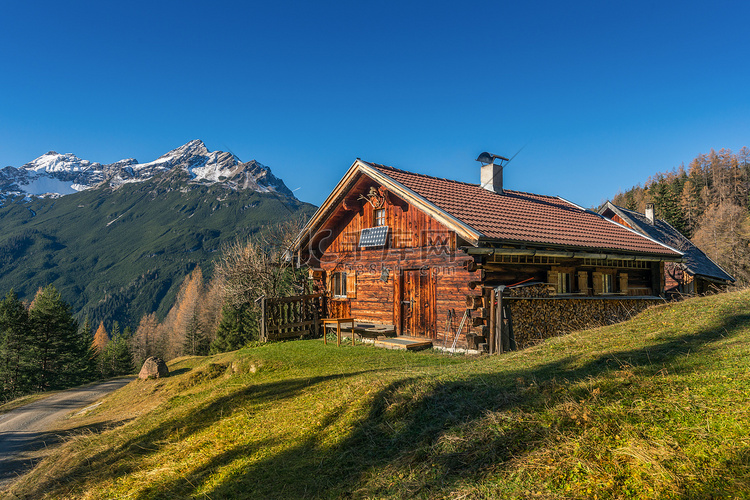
[488,288,496,355]
[313,297,320,338]
[259,296,267,342]
[495,285,506,355]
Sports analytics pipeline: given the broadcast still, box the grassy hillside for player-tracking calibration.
[0,173,315,327]
[3,290,750,499]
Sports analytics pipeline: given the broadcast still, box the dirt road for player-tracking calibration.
[0,377,133,487]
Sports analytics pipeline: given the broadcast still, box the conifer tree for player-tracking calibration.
[92,321,109,355]
[0,290,33,399]
[92,321,109,377]
[28,285,79,391]
[132,313,160,369]
[183,309,209,356]
[210,303,255,353]
[102,325,134,376]
[73,316,97,384]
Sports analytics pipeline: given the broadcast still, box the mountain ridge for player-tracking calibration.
[0,141,315,329]
[1,139,294,201]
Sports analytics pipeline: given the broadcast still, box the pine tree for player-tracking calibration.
[679,179,702,236]
[100,322,131,377]
[210,303,256,353]
[73,316,97,385]
[28,285,79,391]
[0,290,33,399]
[105,327,134,376]
[183,309,209,356]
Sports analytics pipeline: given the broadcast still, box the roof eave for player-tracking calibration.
[470,238,682,261]
[290,159,485,254]
[290,159,363,253]
[359,161,483,246]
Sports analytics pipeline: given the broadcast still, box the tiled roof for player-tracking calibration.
[364,162,680,257]
[602,203,734,281]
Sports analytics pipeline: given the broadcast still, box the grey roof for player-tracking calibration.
[600,202,735,283]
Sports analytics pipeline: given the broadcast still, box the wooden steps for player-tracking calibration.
[373,336,433,351]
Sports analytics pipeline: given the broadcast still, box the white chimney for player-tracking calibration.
[645,203,655,224]
[476,152,509,194]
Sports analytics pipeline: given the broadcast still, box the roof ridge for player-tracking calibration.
[363,161,562,200]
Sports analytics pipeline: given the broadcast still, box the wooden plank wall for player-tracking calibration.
[321,192,456,255]
[312,181,664,350]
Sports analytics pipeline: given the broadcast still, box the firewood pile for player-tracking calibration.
[508,298,653,349]
[507,283,553,298]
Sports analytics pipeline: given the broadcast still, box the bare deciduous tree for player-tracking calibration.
[216,218,306,307]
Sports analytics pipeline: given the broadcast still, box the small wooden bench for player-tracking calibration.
[351,323,396,343]
[322,319,395,346]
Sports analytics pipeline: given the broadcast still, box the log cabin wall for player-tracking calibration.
[316,189,475,345]
[310,181,668,349]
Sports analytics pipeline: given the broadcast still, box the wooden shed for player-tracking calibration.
[290,157,683,351]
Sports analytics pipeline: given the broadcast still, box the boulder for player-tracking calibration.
[138,356,169,380]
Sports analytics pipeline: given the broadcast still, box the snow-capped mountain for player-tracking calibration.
[0,140,294,202]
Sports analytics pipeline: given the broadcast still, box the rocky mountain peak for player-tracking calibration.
[0,141,296,202]
[159,139,209,160]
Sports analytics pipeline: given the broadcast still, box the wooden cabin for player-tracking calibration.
[291,156,683,351]
[599,202,734,295]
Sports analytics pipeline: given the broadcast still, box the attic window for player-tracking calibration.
[374,208,386,227]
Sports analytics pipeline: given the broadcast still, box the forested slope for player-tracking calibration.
[610,147,750,284]
[0,169,315,329]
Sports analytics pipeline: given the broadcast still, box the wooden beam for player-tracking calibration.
[488,288,496,355]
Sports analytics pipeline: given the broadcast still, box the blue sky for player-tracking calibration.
[1,1,748,208]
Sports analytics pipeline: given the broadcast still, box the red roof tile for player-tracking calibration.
[365,162,680,257]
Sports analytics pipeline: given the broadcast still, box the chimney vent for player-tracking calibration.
[645,203,655,225]
[476,152,510,194]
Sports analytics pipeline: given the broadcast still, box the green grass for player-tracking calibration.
[3,290,750,499]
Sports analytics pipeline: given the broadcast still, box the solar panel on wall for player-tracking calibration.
[359,226,389,248]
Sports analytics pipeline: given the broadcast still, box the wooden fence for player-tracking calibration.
[258,293,325,342]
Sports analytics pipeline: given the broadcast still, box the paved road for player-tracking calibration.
[0,377,134,487]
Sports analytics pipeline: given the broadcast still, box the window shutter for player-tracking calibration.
[592,272,603,295]
[619,273,628,295]
[346,272,357,299]
[326,272,333,295]
[547,270,558,293]
[577,271,588,295]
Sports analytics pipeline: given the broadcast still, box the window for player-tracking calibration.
[592,271,616,295]
[374,208,386,227]
[332,272,347,298]
[549,269,574,294]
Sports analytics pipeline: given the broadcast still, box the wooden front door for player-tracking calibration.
[400,269,435,338]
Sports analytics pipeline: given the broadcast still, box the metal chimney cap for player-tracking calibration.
[476,152,510,165]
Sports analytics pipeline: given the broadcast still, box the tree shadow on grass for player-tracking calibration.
[10,370,376,498]
[168,367,192,377]
[0,419,132,489]
[191,313,750,499]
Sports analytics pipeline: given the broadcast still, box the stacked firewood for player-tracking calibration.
[507,284,553,298]
[508,298,653,349]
